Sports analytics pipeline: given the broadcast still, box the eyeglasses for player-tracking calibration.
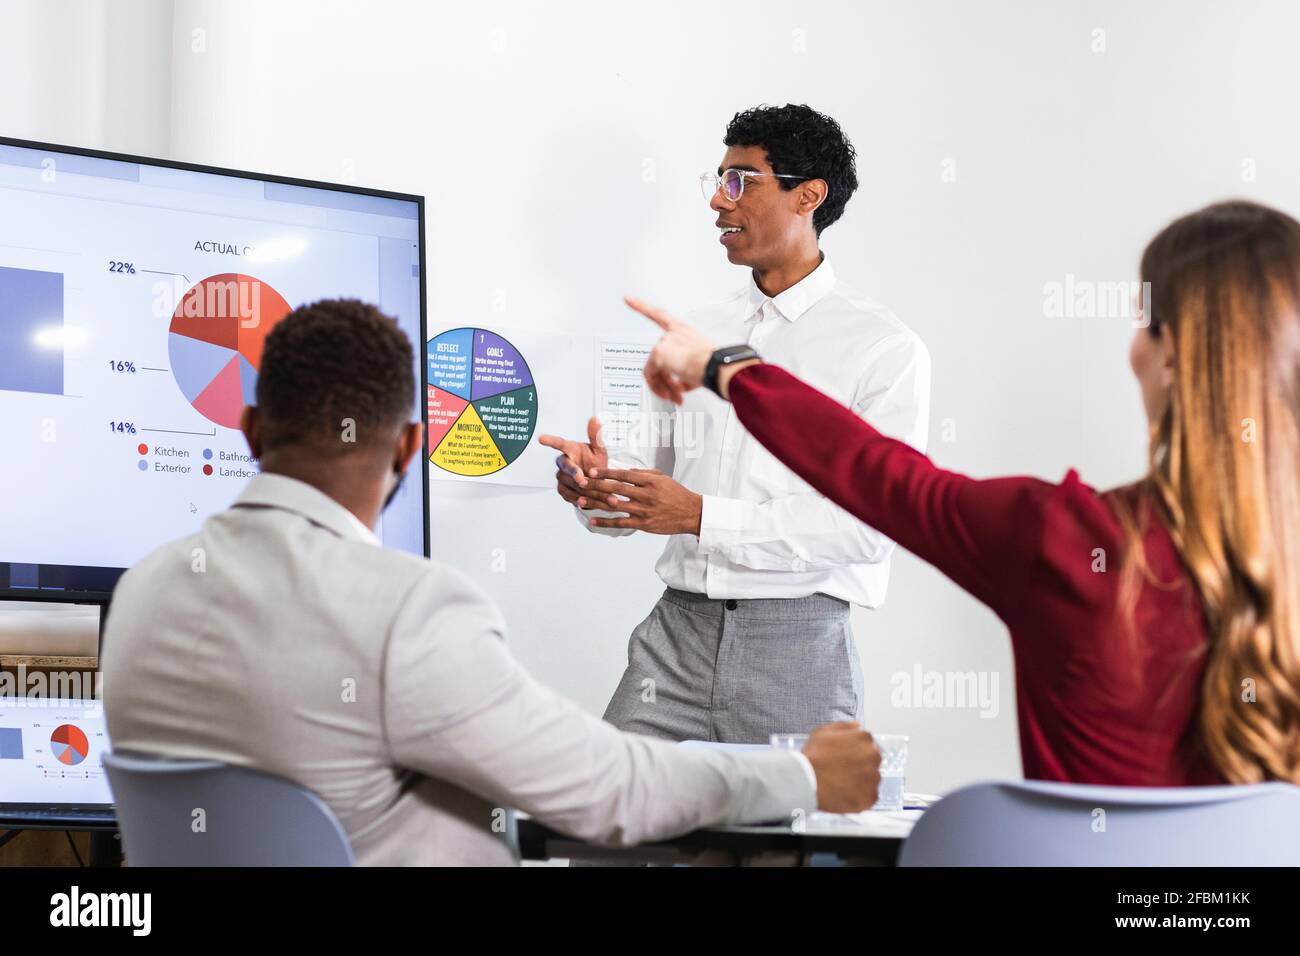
[699,167,809,202]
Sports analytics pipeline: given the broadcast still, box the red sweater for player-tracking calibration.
[729,363,1218,786]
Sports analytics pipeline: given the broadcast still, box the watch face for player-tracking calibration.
[707,345,757,395]
[719,345,757,362]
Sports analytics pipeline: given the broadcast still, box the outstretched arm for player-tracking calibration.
[726,362,1043,610]
[385,569,881,846]
[626,295,1045,615]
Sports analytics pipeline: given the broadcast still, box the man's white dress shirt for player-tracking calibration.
[581,259,931,607]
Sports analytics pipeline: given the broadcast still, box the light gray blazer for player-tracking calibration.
[102,473,813,865]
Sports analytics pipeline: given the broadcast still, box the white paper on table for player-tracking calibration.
[797,809,924,838]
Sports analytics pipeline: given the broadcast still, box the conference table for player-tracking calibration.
[518,740,930,865]
[516,809,922,866]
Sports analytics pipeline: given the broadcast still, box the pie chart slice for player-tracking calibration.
[427,328,537,477]
[50,724,89,766]
[235,276,293,371]
[470,384,536,464]
[430,402,508,475]
[169,332,238,404]
[169,274,293,429]
[427,327,473,400]
[427,385,470,451]
[238,354,259,408]
[191,355,245,429]
[470,328,533,400]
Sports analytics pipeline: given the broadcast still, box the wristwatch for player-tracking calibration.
[704,344,761,397]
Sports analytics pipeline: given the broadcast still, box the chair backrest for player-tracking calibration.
[103,751,353,866]
[899,779,1300,866]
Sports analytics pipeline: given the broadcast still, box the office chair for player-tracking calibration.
[899,779,1300,866]
[103,751,354,866]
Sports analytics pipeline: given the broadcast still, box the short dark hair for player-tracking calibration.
[724,103,859,236]
[256,298,414,452]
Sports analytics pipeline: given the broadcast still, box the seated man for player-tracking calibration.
[102,298,880,865]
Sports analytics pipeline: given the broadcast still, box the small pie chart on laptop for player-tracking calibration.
[50,724,90,766]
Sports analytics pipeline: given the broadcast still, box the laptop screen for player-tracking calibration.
[0,696,111,805]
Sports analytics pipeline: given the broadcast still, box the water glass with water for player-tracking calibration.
[872,734,909,811]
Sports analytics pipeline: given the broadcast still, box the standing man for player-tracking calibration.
[539,104,930,743]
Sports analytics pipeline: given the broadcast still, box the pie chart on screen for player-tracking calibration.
[50,724,89,766]
[168,273,294,429]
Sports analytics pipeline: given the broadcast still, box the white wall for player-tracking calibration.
[0,0,173,154]
[5,0,1300,794]
[0,0,173,657]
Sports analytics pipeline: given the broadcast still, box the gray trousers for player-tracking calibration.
[602,588,863,744]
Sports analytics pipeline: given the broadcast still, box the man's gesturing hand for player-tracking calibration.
[584,467,703,536]
[801,722,882,813]
[537,417,609,508]
[623,296,717,404]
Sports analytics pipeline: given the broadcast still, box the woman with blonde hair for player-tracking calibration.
[601,200,1299,785]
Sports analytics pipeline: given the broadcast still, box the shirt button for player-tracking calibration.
[725,600,738,610]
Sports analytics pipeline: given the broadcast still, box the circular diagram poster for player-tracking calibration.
[426,327,538,477]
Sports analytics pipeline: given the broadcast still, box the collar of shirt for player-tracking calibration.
[744,256,838,323]
[233,472,382,546]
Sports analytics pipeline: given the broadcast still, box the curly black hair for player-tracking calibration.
[256,298,414,452]
[724,104,858,236]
